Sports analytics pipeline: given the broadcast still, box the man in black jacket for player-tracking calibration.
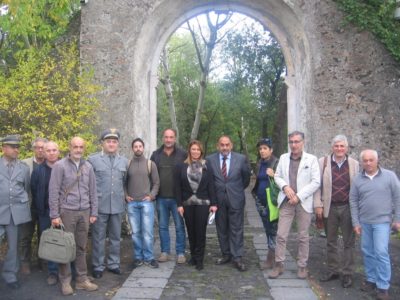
[31,141,60,286]
[150,129,187,264]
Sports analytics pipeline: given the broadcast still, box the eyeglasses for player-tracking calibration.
[259,138,271,143]
[288,140,303,144]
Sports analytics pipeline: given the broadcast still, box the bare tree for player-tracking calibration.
[159,47,180,144]
[187,12,232,140]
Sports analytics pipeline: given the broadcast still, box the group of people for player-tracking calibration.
[0,128,251,296]
[252,131,400,300]
[0,129,399,300]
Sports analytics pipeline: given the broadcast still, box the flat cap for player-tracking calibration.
[101,128,120,141]
[1,135,21,145]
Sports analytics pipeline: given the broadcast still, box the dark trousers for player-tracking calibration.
[18,209,39,264]
[59,208,90,284]
[215,194,244,259]
[38,214,58,275]
[183,205,209,264]
[325,204,355,275]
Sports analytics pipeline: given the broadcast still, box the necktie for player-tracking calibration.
[109,155,115,166]
[222,156,227,179]
[7,162,14,177]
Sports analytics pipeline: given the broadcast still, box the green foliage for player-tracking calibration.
[335,0,400,62]
[0,1,101,158]
[0,40,101,158]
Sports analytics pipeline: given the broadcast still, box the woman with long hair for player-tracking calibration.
[176,140,218,270]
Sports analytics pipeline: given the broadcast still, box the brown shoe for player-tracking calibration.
[20,263,31,275]
[61,283,74,296]
[297,267,308,279]
[158,252,169,262]
[361,280,376,293]
[376,288,390,300]
[268,262,284,279]
[76,280,98,291]
[262,250,275,270]
[47,274,58,286]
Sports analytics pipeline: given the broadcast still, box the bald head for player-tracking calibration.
[69,136,85,162]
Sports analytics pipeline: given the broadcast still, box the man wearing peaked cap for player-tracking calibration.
[100,128,120,141]
[0,134,31,289]
[88,129,128,279]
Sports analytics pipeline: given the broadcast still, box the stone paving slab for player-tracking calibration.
[270,287,318,300]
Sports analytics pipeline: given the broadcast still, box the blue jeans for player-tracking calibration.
[127,201,155,261]
[156,197,186,255]
[38,215,58,275]
[361,222,391,290]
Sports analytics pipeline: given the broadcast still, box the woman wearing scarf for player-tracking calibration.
[176,140,218,270]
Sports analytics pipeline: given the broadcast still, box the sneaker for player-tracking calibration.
[132,259,143,269]
[76,280,98,291]
[47,274,58,286]
[158,252,169,262]
[177,254,186,264]
[145,259,159,268]
[61,283,74,295]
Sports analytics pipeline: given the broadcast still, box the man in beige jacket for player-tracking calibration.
[314,135,359,288]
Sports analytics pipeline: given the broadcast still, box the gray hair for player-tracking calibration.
[288,131,304,140]
[44,140,59,150]
[331,134,348,147]
[31,137,48,148]
[359,149,378,161]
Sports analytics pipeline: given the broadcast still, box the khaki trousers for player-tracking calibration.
[275,201,312,267]
[58,208,90,284]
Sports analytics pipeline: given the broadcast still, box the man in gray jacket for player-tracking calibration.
[88,129,128,278]
[49,136,98,296]
[0,135,31,289]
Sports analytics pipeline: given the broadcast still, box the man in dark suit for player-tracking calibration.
[0,135,31,289]
[206,135,251,271]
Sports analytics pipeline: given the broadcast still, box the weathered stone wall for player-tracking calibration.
[80,0,400,173]
[300,0,400,172]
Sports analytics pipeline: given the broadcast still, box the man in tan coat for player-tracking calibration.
[314,135,359,288]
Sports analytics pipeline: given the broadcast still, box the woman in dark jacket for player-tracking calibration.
[251,138,279,270]
[176,140,217,270]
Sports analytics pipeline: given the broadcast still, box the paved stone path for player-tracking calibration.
[113,190,318,300]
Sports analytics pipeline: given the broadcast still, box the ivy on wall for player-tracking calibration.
[335,0,400,62]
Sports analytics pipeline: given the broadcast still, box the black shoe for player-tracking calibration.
[7,281,20,289]
[196,263,204,270]
[319,272,340,282]
[215,255,231,265]
[108,268,121,275]
[92,270,103,279]
[188,257,197,266]
[132,260,143,269]
[233,259,247,272]
[145,260,159,269]
[342,275,353,288]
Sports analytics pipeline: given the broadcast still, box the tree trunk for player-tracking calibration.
[160,48,180,144]
[271,85,288,157]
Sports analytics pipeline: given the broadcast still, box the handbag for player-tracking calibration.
[266,176,279,222]
[38,225,76,264]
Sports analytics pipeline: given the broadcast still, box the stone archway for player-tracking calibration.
[81,0,311,154]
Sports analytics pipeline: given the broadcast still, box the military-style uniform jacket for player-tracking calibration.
[88,152,129,214]
[0,157,31,225]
